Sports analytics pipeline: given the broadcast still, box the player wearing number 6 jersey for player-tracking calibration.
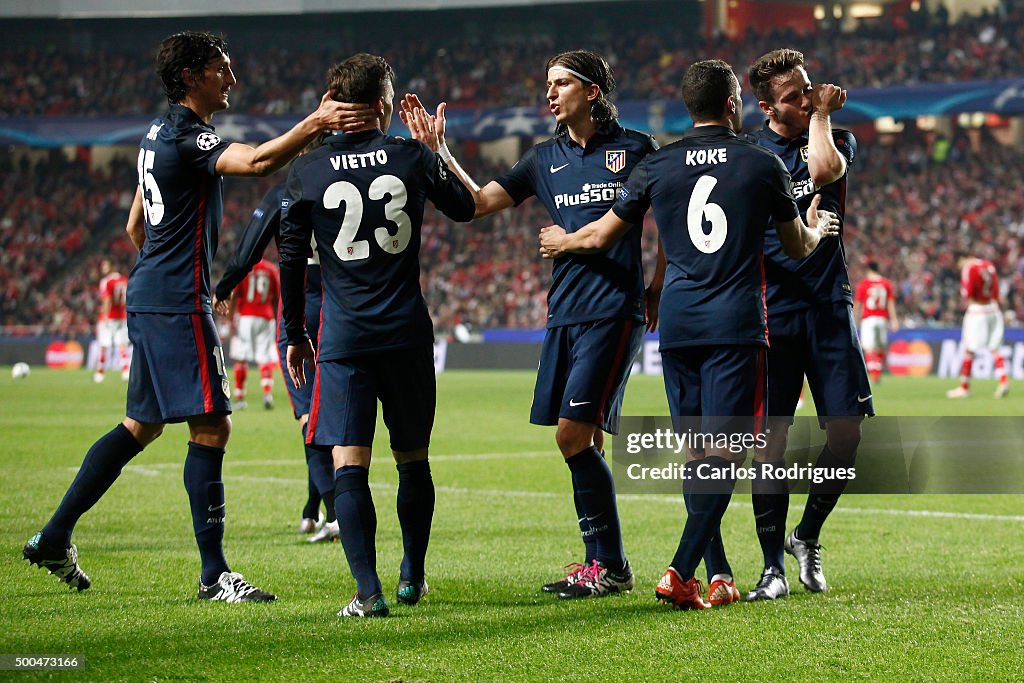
[539,59,839,610]
[854,261,897,384]
[23,31,374,602]
[279,54,475,618]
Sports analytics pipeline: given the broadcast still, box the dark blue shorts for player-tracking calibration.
[661,344,766,436]
[530,318,643,435]
[277,290,323,419]
[767,303,874,422]
[126,312,231,424]
[306,345,435,451]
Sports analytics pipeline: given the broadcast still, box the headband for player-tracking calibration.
[548,65,598,89]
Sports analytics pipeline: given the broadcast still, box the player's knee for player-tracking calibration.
[555,420,595,458]
[187,414,231,449]
[393,447,428,464]
[710,447,747,465]
[755,422,789,463]
[826,418,862,461]
[122,418,163,447]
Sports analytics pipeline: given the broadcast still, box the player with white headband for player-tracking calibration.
[401,50,663,601]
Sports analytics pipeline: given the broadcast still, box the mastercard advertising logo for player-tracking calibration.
[45,340,85,369]
[887,339,933,376]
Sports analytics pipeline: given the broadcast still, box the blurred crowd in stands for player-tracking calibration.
[1,0,1022,117]
[3,1,1023,337]
[3,128,1023,338]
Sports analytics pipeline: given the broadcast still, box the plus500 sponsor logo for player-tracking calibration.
[554,185,619,209]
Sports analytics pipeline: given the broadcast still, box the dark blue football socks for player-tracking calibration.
[334,465,381,600]
[42,423,143,548]
[396,459,434,583]
[183,441,230,586]
[566,446,626,572]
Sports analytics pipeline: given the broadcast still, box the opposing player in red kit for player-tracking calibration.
[947,254,1009,399]
[853,261,897,384]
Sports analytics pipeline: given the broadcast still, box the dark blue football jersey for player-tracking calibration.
[279,129,475,360]
[128,105,232,313]
[613,125,800,349]
[214,184,321,301]
[495,121,658,328]
[747,121,857,313]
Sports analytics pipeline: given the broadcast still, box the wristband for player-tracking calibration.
[438,143,453,163]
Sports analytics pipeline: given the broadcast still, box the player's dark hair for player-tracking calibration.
[327,53,395,105]
[156,31,228,104]
[867,260,880,272]
[748,48,806,104]
[546,50,618,134]
[681,60,738,123]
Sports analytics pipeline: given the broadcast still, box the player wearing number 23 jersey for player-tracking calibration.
[279,54,475,615]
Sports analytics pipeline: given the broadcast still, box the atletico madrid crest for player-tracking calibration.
[605,150,626,173]
[800,145,810,162]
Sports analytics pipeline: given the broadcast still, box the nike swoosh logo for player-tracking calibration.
[568,399,591,407]
[754,510,774,519]
[549,163,569,174]
[208,503,226,512]
[857,395,873,403]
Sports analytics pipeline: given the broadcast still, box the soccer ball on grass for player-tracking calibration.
[11,362,31,379]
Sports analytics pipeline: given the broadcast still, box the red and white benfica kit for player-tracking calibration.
[960,259,1003,353]
[97,272,129,347]
[230,260,280,365]
[855,275,894,352]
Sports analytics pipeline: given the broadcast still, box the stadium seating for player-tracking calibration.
[3,134,1022,337]
[1,1,1022,116]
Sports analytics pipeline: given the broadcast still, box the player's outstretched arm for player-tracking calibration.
[215,187,284,303]
[215,93,375,177]
[539,208,633,258]
[126,187,145,250]
[400,93,515,218]
[807,83,848,187]
[777,194,841,259]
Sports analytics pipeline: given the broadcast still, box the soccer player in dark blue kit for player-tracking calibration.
[212,176,338,542]
[744,49,870,601]
[400,50,661,600]
[539,59,839,610]
[279,54,476,618]
[22,31,372,601]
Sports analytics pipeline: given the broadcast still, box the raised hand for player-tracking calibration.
[811,83,846,116]
[399,94,447,152]
[313,91,377,132]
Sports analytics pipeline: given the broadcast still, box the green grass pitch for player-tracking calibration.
[1,368,1022,681]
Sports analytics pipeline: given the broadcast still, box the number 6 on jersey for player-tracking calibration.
[687,174,727,254]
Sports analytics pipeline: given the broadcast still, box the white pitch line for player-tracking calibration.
[103,450,1024,525]
[108,451,555,472]
[217,474,1024,524]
